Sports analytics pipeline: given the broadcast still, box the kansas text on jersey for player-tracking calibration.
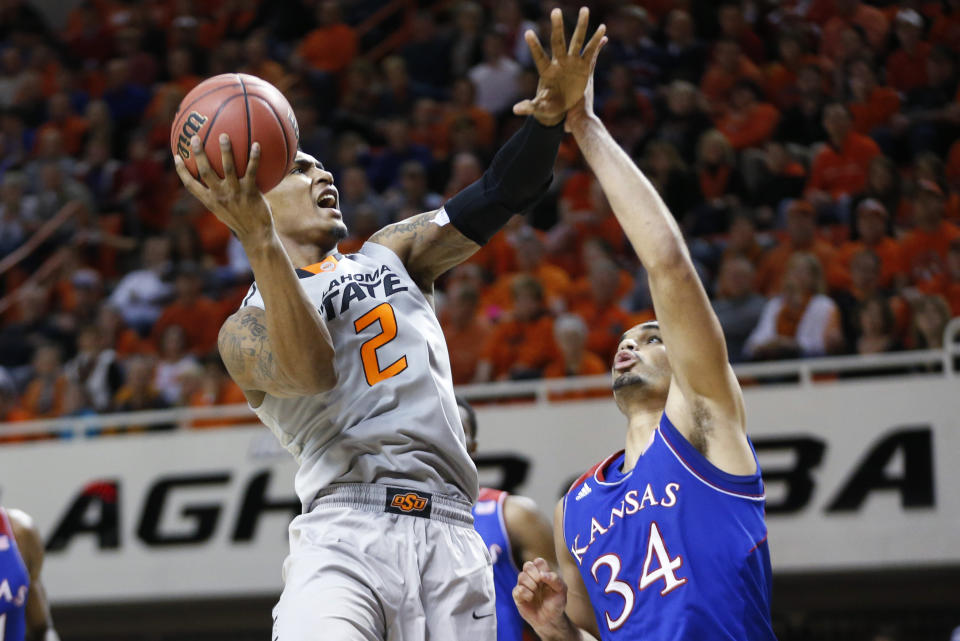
[242,242,478,509]
[562,414,777,641]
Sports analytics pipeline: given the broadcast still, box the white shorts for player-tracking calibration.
[273,484,496,641]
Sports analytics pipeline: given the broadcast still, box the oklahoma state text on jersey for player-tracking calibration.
[562,414,777,641]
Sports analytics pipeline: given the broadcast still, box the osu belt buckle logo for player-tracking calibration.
[386,487,432,519]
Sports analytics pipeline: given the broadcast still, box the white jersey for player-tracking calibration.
[241,242,478,507]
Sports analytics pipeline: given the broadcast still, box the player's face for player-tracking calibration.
[265,152,348,246]
[611,322,671,397]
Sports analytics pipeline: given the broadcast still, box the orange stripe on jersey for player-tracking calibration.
[301,255,340,274]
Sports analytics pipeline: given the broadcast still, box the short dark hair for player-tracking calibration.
[455,394,477,440]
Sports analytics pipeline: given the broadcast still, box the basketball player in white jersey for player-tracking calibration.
[0,506,57,641]
[173,8,607,640]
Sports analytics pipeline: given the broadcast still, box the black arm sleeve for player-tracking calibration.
[444,117,565,245]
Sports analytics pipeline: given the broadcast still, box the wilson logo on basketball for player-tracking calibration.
[176,111,209,159]
[390,493,428,513]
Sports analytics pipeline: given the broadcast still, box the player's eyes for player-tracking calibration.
[291,166,305,174]
[648,336,662,344]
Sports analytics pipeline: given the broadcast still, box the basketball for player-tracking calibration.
[170,73,299,193]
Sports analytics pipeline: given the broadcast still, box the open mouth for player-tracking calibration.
[316,186,338,210]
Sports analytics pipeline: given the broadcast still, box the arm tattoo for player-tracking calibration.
[368,212,435,245]
[219,309,278,386]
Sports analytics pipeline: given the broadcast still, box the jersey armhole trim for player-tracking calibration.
[658,414,766,501]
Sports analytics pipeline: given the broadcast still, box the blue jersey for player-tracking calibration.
[473,488,525,641]
[0,508,29,641]
[562,414,776,641]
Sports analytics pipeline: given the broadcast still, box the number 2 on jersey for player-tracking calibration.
[590,522,687,632]
[354,303,408,386]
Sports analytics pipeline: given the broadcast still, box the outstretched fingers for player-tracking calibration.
[191,135,215,184]
[549,8,566,60]
[567,6,589,57]
[582,23,607,64]
[526,30,550,74]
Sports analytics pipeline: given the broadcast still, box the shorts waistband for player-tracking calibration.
[307,483,475,528]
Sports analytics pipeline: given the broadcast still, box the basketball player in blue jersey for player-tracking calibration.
[0,507,56,641]
[457,396,556,641]
[511,65,777,641]
[173,8,607,641]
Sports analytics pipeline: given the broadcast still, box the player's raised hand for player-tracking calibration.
[174,133,274,244]
[513,7,607,127]
[513,558,571,634]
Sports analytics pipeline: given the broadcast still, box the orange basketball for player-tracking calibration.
[170,73,299,193]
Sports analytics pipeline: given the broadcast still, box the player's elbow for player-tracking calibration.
[645,245,690,275]
[292,367,338,396]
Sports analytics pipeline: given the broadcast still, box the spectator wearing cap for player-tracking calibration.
[899,180,960,283]
[715,80,780,150]
[756,199,838,296]
[468,29,522,117]
[831,199,904,290]
[820,0,889,61]
[544,314,607,378]
[745,252,844,359]
[806,103,881,207]
[150,263,221,355]
[712,255,767,362]
[440,281,493,385]
[886,9,931,95]
[700,38,763,108]
[475,275,557,382]
[846,58,900,138]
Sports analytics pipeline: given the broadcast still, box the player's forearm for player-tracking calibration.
[569,115,689,272]
[242,233,337,392]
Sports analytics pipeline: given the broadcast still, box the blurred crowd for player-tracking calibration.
[1,0,960,425]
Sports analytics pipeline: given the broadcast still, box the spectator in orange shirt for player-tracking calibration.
[440,77,495,153]
[764,31,807,109]
[700,38,763,108]
[34,92,88,156]
[887,9,932,94]
[567,259,635,363]
[544,314,607,378]
[187,356,253,428]
[900,180,960,283]
[441,282,493,385]
[847,58,900,136]
[485,229,570,314]
[294,1,358,74]
[150,263,222,355]
[820,0,890,60]
[832,199,904,290]
[756,199,839,296]
[112,355,168,414]
[806,103,881,206]
[19,343,68,419]
[475,275,557,382]
[715,80,780,150]
[745,252,845,359]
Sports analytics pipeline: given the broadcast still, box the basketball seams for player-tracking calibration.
[200,94,245,149]
[237,74,252,156]
[248,94,290,168]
